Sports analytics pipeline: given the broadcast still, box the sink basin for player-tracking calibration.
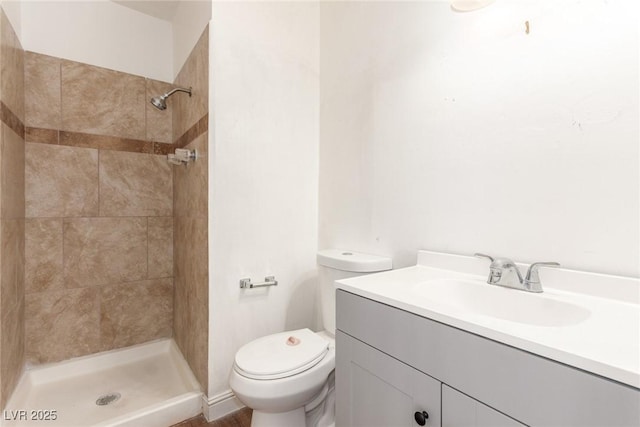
[411,278,591,327]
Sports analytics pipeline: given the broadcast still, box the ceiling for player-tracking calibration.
[111,0,180,22]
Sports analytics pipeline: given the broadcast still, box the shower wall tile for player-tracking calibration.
[25,127,58,145]
[174,216,208,306]
[58,131,153,153]
[25,142,99,218]
[24,52,60,129]
[100,278,173,350]
[0,10,24,123]
[152,142,176,156]
[174,135,208,306]
[0,102,24,140]
[146,79,173,144]
[1,294,24,409]
[63,217,147,288]
[25,287,100,364]
[173,25,209,391]
[173,114,207,149]
[173,25,209,141]
[173,286,208,390]
[99,150,172,217]
[1,124,25,220]
[174,133,207,218]
[21,38,177,369]
[173,288,186,351]
[190,300,208,391]
[61,60,145,140]
[148,217,173,279]
[0,219,25,321]
[25,219,63,294]
[0,8,25,410]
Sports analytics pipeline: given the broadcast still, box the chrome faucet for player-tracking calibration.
[474,253,560,293]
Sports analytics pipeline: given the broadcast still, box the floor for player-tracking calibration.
[172,408,252,427]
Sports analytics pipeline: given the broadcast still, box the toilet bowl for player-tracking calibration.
[230,250,392,427]
[230,329,335,427]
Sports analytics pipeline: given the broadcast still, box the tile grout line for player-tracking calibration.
[144,78,148,149]
[96,137,103,350]
[146,216,150,280]
[97,148,101,218]
[58,59,62,142]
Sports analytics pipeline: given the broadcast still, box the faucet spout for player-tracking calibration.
[474,253,560,293]
[488,257,523,288]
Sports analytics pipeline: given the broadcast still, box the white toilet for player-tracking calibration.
[229,249,392,427]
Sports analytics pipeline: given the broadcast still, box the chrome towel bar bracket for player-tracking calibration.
[240,276,278,289]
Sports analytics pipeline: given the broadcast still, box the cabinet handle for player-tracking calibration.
[414,411,429,426]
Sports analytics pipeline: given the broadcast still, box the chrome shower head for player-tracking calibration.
[150,96,167,110]
[150,87,192,111]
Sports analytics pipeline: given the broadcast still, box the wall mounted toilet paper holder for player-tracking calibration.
[239,276,278,289]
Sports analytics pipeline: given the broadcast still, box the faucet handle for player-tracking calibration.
[524,262,560,292]
[474,253,494,262]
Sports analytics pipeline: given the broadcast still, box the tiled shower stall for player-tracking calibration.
[0,8,210,408]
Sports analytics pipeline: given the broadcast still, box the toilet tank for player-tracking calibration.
[317,249,392,336]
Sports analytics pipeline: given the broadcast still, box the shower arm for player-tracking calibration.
[162,87,192,100]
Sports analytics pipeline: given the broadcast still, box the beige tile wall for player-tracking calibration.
[25,51,175,145]
[25,287,100,362]
[19,23,209,393]
[61,61,146,140]
[0,8,25,410]
[100,278,172,350]
[24,52,59,130]
[173,25,209,392]
[99,151,172,217]
[24,147,174,363]
[25,143,99,218]
[24,54,176,365]
[173,27,209,142]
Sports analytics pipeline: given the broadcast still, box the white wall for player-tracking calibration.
[319,0,639,277]
[209,1,319,399]
[172,0,211,78]
[20,1,173,82]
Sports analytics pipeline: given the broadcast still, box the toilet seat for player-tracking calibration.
[234,328,330,380]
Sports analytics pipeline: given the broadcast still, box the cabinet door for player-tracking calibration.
[336,331,441,427]
[442,385,525,427]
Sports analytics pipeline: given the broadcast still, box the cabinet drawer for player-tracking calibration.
[442,385,525,427]
[336,331,441,427]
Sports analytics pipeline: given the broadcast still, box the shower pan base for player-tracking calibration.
[3,339,202,427]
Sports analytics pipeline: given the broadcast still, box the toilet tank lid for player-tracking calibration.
[317,249,392,273]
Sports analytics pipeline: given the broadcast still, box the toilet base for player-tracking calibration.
[251,408,305,427]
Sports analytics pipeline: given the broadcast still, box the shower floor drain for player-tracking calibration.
[96,392,121,406]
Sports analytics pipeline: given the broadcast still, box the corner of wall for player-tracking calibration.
[171,1,212,81]
[206,17,215,401]
[201,390,244,422]
[0,0,21,43]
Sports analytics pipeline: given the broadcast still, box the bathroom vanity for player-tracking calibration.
[335,251,640,427]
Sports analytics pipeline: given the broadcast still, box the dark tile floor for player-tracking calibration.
[171,408,252,427]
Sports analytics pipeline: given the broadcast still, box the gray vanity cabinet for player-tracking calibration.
[336,289,640,427]
[336,330,441,427]
[442,385,524,427]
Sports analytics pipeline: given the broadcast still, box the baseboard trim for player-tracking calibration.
[202,390,245,422]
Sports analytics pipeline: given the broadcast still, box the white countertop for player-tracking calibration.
[336,251,640,389]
